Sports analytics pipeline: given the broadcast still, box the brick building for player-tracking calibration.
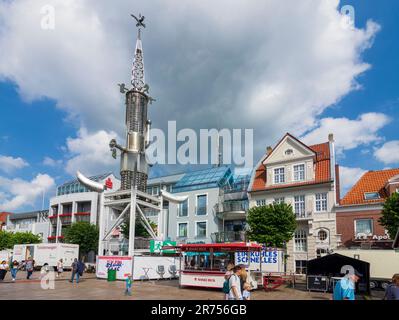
[0,212,10,230]
[336,168,399,249]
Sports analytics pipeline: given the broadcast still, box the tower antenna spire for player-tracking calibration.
[130,13,146,91]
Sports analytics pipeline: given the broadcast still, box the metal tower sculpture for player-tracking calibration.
[77,14,187,260]
[109,13,152,192]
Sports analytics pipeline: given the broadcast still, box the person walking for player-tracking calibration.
[10,260,19,282]
[333,269,362,300]
[222,262,235,300]
[25,257,34,280]
[0,260,8,281]
[384,274,399,300]
[70,258,79,283]
[125,274,133,296]
[56,259,64,278]
[239,266,248,296]
[228,265,243,300]
[77,259,86,282]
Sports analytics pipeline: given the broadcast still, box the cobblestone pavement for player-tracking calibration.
[0,271,384,300]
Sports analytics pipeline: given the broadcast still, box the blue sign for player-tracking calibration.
[235,250,278,265]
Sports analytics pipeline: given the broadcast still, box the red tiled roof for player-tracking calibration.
[0,212,10,224]
[250,134,331,192]
[340,168,399,206]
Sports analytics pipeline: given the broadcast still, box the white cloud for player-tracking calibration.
[42,156,62,167]
[339,166,367,197]
[301,113,390,155]
[65,128,119,176]
[0,0,381,161]
[374,141,399,165]
[0,155,29,173]
[0,174,55,211]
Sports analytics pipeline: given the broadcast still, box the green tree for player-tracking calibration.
[120,218,157,239]
[0,230,14,250]
[11,232,41,245]
[379,192,399,239]
[0,231,41,250]
[64,222,99,257]
[246,203,297,247]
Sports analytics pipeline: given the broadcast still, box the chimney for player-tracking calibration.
[266,146,273,155]
[328,133,334,142]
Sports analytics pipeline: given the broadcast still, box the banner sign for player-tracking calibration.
[150,240,177,253]
[180,272,225,288]
[96,256,133,280]
[235,250,283,272]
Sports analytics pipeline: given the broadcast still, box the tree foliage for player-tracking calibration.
[379,192,399,239]
[0,231,41,250]
[120,218,157,239]
[246,203,297,247]
[64,222,99,256]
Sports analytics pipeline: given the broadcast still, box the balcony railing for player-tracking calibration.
[219,201,248,213]
[295,211,312,220]
[212,231,246,243]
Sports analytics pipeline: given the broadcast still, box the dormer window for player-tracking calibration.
[364,192,380,200]
[274,168,285,184]
[285,149,293,156]
[293,164,305,181]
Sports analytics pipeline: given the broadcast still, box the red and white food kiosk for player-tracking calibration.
[170,242,264,289]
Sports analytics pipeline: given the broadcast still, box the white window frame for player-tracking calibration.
[354,219,373,237]
[317,229,329,242]
[273,167,285,184]
[293,163,305,182]
[315,193,328,212]
[177,222,189,238]
[178,198,189,217]
[273,197,285,204]
[256,199,266,207]
[294,230,307,252]
[195,220,208,238]
[294,195,306,217]
[364,192,380,200]
[195,193,208,216]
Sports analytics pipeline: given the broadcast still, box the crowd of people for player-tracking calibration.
[0,257,86,284]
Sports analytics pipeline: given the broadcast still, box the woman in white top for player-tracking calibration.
[57,259,64,278]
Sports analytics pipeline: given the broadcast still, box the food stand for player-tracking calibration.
[166,242,264,289]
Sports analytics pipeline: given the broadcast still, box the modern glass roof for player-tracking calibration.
[173,166,233,193]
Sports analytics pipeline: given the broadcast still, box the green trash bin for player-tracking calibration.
[107,269,117,282]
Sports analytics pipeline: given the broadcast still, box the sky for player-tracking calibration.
[0,0,398,212]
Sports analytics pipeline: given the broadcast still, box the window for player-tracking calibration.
[294,195,305,218]
[274,168,285,184]
[315,193,327,212]
[285,149,293,155]
[274,197,285,204]
[318,230,328,241]
[294,230,307,252]
[196,222,207,238]
[316,249,328,258]
[295,260,307,274]
[178,223,188,238]
[196,195,207,215]
[293,164,305,181]
[364,192,380,200]
[178,200,188,217]
[256,199,266,207]
[355,219,373,236]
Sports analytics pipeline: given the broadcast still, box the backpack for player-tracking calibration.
[222,277,230,294]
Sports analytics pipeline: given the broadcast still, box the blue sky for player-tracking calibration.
[0,0,398,212]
